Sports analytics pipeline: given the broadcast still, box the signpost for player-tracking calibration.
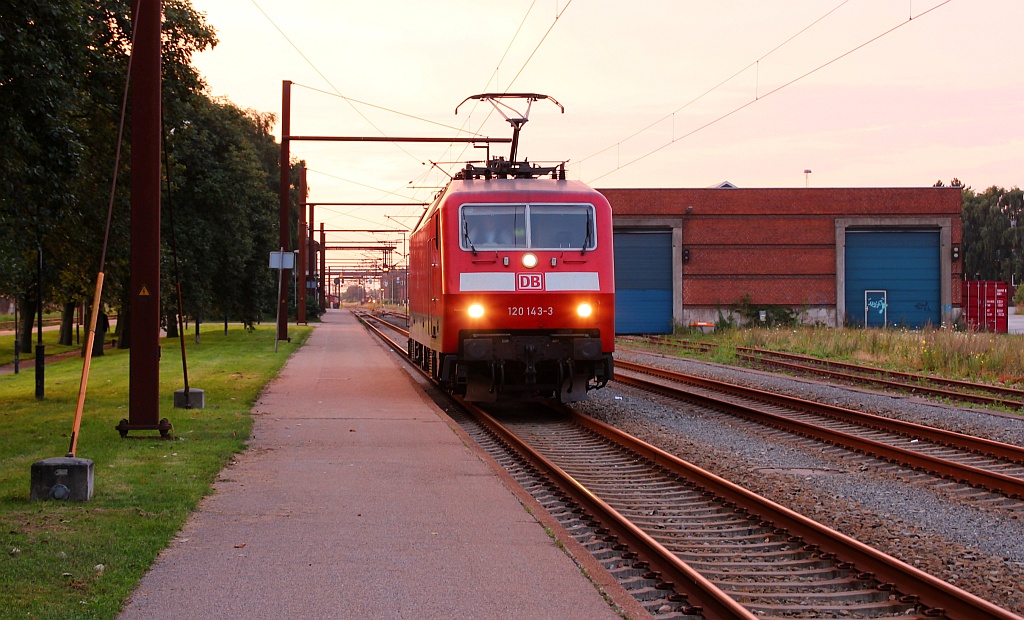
[270,250,296,352]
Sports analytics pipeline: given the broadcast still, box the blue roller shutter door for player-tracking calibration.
[614,231,673,334]
[845,229,940,328]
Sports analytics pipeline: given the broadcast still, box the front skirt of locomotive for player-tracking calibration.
[447,330,613,402]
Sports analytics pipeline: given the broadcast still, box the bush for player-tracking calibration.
[288,295,323,321]
[733,293,800,327]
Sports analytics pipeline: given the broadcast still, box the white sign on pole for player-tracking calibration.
[269,251,295,269]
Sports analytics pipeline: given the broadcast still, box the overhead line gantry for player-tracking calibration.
[278,80,512,341]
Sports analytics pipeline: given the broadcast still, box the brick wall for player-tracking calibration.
[600,187,963,324]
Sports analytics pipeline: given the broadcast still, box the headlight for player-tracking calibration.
[576,303,593,318]
[521,253,538,268]
[468,303,485,318]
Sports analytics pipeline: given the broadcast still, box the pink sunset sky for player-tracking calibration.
[190,0,1023,243]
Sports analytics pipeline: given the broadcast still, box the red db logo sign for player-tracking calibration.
[517,273,543,290]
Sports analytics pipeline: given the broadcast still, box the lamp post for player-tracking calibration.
[804,169,812,188]
[35,242,44,400]
[13,296,19,374]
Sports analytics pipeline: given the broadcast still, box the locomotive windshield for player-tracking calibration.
[462,205,526,249]
[461,203,596,251]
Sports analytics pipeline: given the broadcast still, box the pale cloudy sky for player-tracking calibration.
[189,0,1023,251]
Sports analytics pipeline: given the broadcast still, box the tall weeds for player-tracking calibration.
[692,326,1024,386]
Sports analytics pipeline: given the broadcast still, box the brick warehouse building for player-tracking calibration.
[599,187,964,333]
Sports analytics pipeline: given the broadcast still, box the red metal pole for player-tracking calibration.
[124,0,164,435]
[277,80,292,341]
[320,223,326,309]
[297,168,307,324]
[309,202,316,307]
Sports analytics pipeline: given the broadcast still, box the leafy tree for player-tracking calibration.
[0,0,220,352]
[163,99,281,330]
[0,0,89,352]
[997,188,1024,285]
[1,0,301,350]
[961,184,1024,284]
[342,285,366,303]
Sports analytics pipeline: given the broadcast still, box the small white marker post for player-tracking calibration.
[269,249,295,352]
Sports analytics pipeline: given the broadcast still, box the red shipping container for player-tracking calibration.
[962,281,1008,333]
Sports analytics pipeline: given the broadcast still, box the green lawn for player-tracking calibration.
[0,323,311,619]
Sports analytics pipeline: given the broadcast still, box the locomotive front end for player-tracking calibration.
[441,180,615,401]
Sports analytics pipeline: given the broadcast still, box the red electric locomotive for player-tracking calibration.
[407,94,614,402]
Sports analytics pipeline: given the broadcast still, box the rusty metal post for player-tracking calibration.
[297,167,307,324]
[277,80,292,342]
[308,202,316,307]
[118,0,168,438]
[320,223,326,310]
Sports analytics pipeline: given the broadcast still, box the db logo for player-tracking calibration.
[517,273,543,290]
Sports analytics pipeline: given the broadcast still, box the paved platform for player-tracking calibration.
[118,311,632,620]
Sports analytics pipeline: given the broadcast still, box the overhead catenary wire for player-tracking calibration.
[502,0,573,93]
[248,0,420,164]
[583,0,955,184]
[305,167,431,238]
[248,0,532,226]
[436,0,575,180]
[486,0,538,94]
[422,0,544,181]
[247,0,577,217]
[307,168,422,203]
[293,83,492,137]
[576,0,852,168]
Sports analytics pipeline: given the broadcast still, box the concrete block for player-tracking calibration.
[31,457,94,502]
[174,388,205,409]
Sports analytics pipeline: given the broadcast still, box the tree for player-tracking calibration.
[342,285,366,303]
[998,188,1024,285]
[0,0,291,348]
[961,184,1024,284]
[163,99,281,330]
[0,0,220,352]
[0,0,89,352]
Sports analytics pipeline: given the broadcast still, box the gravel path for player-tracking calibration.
[572,349,1024,615]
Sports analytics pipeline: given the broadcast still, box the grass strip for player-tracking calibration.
[0,323,311,619]
[641,325,1024,388]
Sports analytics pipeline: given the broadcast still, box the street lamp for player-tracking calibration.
[804,169,812,188]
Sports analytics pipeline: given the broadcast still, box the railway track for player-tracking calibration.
[624,335,1024,411]
[615,360,1024,508]
[737,348,1024,411]
[478,404,1021,619]
[355,311,1023,619]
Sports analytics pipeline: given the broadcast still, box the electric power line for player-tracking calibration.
[583,0,954,184]
[437,0,576,179]
[577,0,851,168]
[292,83,490,137]
[249,0,420,164]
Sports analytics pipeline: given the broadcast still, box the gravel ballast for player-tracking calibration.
[573,350,1024,615]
